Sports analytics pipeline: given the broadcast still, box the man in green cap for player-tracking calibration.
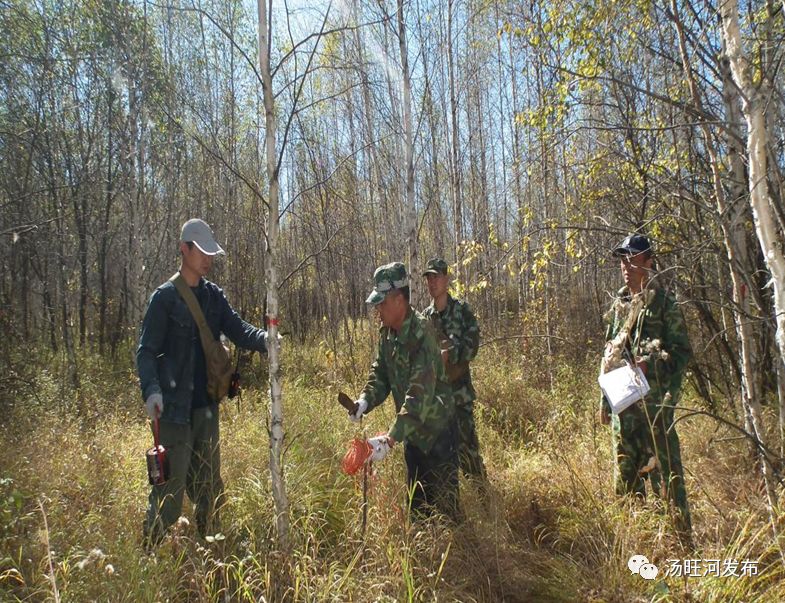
[599,234,693,543]
[422,257,487,486]
[347,262,460,520]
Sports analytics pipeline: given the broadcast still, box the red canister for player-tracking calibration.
[146,445,169,485]
[146,418,170,486]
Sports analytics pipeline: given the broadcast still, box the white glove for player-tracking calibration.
[367,435,391,462]
[349,398,368,423]
[145,393,163,419]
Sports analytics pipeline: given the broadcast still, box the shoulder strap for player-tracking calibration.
[609,292,646,354]
[170,272,217,352]
[622,293,646,335]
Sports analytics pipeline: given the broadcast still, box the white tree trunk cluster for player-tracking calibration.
[720,0,785,509]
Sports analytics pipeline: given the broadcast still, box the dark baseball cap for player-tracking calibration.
[613,234,652,257]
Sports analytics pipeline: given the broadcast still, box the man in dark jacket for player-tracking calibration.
[137,218,270,547]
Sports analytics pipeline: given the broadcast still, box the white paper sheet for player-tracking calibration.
[598,364,650,414]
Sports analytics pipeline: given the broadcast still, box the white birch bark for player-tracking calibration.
[671,0,777,510]
[447,0,462,274]
[353,0,379,259]
[721,0,785,378]
[397,0,417,286]
[257,0,289,549]
[718,47,763,447]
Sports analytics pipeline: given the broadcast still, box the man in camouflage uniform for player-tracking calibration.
[599,234,692,540]
[422,257,487,484]
[348,262,460,520]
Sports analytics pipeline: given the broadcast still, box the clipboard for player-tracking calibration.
[599,364,650,414]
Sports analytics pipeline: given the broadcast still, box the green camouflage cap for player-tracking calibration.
[366,262,409,305]
[422,257,449,276]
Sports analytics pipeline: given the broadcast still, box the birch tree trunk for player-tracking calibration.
[257,0,290,550]
[718,48,765,444]
[721,0,785,382]
[670,0,777,513]
[354,0,380,260]
[397,0,417,285]
[508,34,525,310]
[447,0,463,273]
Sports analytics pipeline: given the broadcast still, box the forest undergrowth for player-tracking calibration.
[1,335,783,602]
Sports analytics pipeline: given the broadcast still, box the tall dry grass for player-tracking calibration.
[0,338,783,602]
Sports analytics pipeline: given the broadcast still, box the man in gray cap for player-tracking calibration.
[347,262,460,520]
[137,218,272,548]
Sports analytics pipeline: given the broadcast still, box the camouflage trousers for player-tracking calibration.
[611,401,691,536]
[404,421,461,522]
[455,402,487,483]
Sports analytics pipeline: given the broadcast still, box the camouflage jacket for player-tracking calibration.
[601,284,692,412]
[361,307,455,453]
[423,295,480,407]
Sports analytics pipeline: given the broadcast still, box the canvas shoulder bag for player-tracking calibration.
[170,272,233,403]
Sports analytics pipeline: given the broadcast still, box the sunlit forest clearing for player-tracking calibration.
[3,0,785,600]
[1,339,783,601]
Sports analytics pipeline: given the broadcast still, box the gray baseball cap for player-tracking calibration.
[180,219,225,256]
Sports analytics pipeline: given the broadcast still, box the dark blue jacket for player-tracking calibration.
[136,277,268,424]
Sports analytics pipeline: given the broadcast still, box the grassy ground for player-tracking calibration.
[0,338,783,602]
